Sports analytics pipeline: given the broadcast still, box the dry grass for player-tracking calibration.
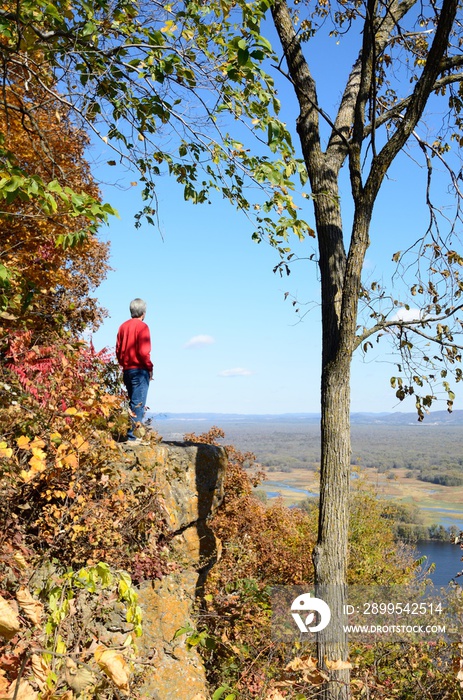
[259,466,463,526]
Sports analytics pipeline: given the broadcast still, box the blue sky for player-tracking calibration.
[90,21,461,416]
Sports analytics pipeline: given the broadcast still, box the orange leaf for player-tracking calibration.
[71,434,90,452]
[64,453,78,468]
[0,671,9,694]
[29,438,46,450]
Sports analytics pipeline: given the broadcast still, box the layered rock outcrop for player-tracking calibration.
[119,441,227,700]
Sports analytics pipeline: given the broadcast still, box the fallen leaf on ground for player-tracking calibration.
[285,655,318,672]
[5,679,38,700]
[0,596,20,640]
[94,647,129,691]
[31,654,50,689]
[283,655,328,684]
[16,588,43,626]
[264,690,286,700]
[13,553,28,571]
[0,670,9,694]
[64,658,95,694]
[324,658,353,671]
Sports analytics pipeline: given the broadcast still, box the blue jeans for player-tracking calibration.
[123,369,150,440]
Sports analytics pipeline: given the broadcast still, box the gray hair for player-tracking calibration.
[130,298,147,318]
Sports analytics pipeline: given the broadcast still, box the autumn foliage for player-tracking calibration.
[0,64,460,700]
[0,75,112,334]
[181,429,463,700]
[0,74,160,698]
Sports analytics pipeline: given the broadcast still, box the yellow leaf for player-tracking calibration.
[29,437,45,449]
[28,455,47,473]
[56,636,66,655]
[31,654,50,689]
[64,409,88,418]
[55,443,68,468]
[31,447,46,459]
[16,436,31,449]
[0,442,12,459]
[13,552,28,571]
[161,20,177,33]
[0,596,20,640]
[19,469,35,483]
[16,587,43,626]
[94,647,130,691]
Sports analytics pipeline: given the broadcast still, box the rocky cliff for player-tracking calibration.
[119,440,227,700]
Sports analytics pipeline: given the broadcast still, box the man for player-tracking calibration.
[116,298,153,442]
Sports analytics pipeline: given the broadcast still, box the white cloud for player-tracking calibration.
[218,367,253,377]
[184,334,215,349]
[390,308,422,323]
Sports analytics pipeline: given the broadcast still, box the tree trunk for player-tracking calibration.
[305,150,353,698]
[313,198,373,697]
[313,355,351,699]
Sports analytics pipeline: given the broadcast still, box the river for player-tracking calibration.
[415,540,462,588]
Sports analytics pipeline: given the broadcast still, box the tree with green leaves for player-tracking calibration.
[0,0,308,230]
[3,1,463,697]
[0,0,312,337]
[266,1,463,695]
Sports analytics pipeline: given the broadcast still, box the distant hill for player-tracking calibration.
[350,410,463,425]
[150,412,320,424]
[148,410,463,426]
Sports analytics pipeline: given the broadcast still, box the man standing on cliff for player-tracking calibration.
[116,298,153,443]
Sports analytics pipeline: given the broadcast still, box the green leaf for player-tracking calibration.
[237,47,249,66]
[1,175,22,192]
[47,180,63,193]
[173,625,194,639]
[212,687,233,700]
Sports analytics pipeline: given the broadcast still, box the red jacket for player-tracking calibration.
[116,318,153,372]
